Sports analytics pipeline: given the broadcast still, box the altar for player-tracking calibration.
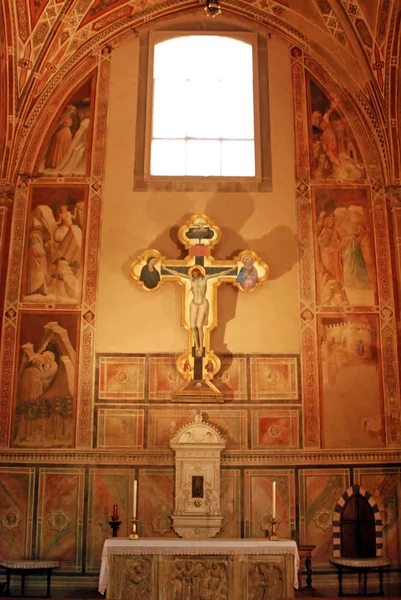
[99,538,299,599]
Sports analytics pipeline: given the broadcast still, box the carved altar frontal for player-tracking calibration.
[99,539,299,599]
[107,552,294,599]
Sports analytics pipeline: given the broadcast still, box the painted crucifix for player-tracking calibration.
[131,214,268,401]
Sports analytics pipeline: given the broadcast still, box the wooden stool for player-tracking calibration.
[329,557,390,597]
[297,545,316,594]
[0,559,61,598]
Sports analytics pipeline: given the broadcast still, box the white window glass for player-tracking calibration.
[186,140,221,176]
[186,80,222,139]
[150,35,255,177]
[221,141,255,176]
[152,80,187,138]
[151,140,186,175]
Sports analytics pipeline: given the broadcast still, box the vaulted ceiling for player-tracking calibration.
[1,0,400,183]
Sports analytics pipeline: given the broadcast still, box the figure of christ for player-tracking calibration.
[162,265,236,357]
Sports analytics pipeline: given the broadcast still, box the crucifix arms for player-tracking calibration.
[205,266,237,280]
[162,265,236,281]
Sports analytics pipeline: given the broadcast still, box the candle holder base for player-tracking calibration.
[269,517,279,541]
[108,519,121,538]
[129,519,139,540]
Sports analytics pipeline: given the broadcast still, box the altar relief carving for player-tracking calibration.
[120,558,152,600]
[172,559,228,600]
[249,562,285,600]
[170,413,226,538]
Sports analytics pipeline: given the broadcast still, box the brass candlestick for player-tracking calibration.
[129,518,139,540]
[269,517,279,541]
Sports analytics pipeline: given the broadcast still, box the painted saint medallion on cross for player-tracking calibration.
[131,214,268,401]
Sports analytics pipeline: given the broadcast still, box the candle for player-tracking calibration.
[133,480,138,519]
[113,504,118,518]
[272,481,276,519]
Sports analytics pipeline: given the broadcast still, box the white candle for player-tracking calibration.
[272,481,276,519]
[133,479,138,519]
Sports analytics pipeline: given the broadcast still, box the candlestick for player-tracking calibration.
[269,516,279,541]
[133,479,137,519]
[272,480,276,519]
[108,519,121,537]
[129,518,139,540]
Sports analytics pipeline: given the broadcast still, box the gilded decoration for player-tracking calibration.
[131,214,268,402]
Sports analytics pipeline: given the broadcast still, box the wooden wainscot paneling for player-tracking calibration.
[298,468,350,566]
[139,469,176,538]
[244,470,295,539]
[36,468,85,571]
[0,467,35,559]
[217,469,241,539]
[355,467,401,567]
[86,468,134,572]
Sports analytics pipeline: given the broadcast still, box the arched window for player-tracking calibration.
[134,26,272,193]
[150,35,255,177]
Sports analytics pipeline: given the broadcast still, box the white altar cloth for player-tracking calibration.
[98,538,300,594]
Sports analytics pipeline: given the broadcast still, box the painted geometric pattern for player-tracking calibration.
[216,470,241,539]
[0,468,35,560]
[148,356,185,401]
[250,357,299,400]
[147,409,247,450]
[298,469,350,565]
[252,409,300,449]
[244,469,296,539]
[355,467,400,561]
[204,410,248,450]
[97,409,144,449]
[98,356,145,401]
[139,469,176,538]
[86,469,133,572]
[97,353,299,403]
[36,468,85,571]
[147,409,195,449]
[214,356,248,400]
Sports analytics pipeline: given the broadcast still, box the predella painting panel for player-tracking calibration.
[319,314,384,449]
[21,186,87,305]
[34,75,95,177]
[308,77,366,181]
[12,312,80,448]
[313,188,377,307]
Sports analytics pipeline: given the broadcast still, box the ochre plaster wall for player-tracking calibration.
[96,34,300,355]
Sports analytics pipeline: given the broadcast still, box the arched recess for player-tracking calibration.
[18,56,99,178]
[304,57,388,185]
[332,484,383,559]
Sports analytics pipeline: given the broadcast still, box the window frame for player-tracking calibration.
[134,27,272,193]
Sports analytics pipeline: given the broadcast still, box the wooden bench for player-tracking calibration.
[329,557,390,597]
[0,559,61,598]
